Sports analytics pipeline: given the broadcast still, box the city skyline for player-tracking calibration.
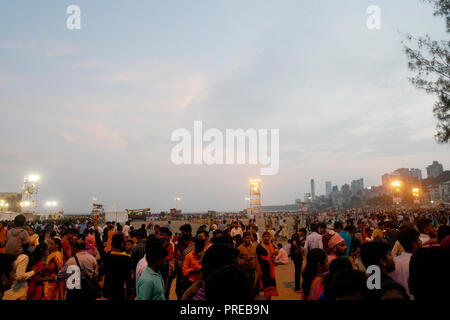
[1,1,449,213]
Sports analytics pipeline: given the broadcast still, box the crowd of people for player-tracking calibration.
[0,207,449,301]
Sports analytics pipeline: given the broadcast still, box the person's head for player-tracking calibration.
[125,240,134,252]
[136,228,147,240]
[14,215,26,228]
[126,221,130,226]
[212,229,223,238]
[298,228,307,237]
[262,231,271,244]
[416,218,433,235]
[409,247,450,300]
[48,237,62,252]
[310,223,319,233]
[145,243,168,270]
[380,281,410,300]
[73,239,86,252]
[397,228,421,253]
[205,264,252,301]
[33,242,48,262]
[302,249,328,297]
[330,269,368,300]
[242,231,253,246]
[179,234,193,245]
[194,237,206,254]
[117,224,123,232]
[179,224,192,236]
[328,233,347,257]
[111,234,125,251]
[0,221,5,229]
[197,230,209,242]
[333,221,343,232]
[0,253,16,296]
[159,227,172,243]
[202,244,240,279]
[276,243,283,249]
[360,241,395,273]
[319,223,327,234]
[437,225,450,243]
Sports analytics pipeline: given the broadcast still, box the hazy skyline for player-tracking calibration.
[1,1,449,213]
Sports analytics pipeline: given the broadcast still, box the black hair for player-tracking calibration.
[159,227,172,237]
[397,228,420,253]
[197,229,209,238]
[277,243,283,249]
[334,221,343,230]
[194,238,206,252]
[302,248,326,297]
[381,281,410,300]
[360,240,390,269]
[213,230,223,238]
[117,224,123,232]
[310,223,319,232]
[330,269,368,300]
[14,215,26,227]
[145,244,168,266]
[437,225,450,243]
[319,223,327,229]
[52,237,62,250]
[205,264,252,301]
[179,224,192,234]
[323,257,353,299]
[210,235,234,246]
[416,218,432,233]
[111,234,124,250]
[74,239,86,251]
[242,231,251,238]
[202,244,239,279]
[136,228,147,240]
[409,247,450,300]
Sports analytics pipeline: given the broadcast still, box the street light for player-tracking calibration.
[0,201,9,212]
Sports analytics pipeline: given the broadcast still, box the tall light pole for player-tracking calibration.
[22,174,40,212]
[174,197,181,210]
[391,180,402,205]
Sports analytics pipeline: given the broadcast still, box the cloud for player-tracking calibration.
[41,46,77,57]
[74,61,99,69]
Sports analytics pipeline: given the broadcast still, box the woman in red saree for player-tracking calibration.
[43,237,65,300]
[256,231,278,300]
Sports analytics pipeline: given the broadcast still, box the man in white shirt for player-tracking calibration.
[304,224,323,255]
[390,228,422,299]
[123,222,131,238]
[275,243,289,265]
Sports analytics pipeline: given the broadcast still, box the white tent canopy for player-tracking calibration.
[104,203,128,223]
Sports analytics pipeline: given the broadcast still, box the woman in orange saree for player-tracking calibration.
[43,237,65,300]
[256,231,278,300]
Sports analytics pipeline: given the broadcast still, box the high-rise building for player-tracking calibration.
[394,168,411,180]
[325,181,332,197]
[332,185,338,192]
[351,178,364,196]
[310,179,316,201]
[410,168,422,180]
[427,161,444,178]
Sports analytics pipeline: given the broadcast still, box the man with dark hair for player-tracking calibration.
[159,227,175,299]
[94,216,132,300]
[58,240,99,300]
[174,233,194,300]
[409,247,450,300]
[179,224,192,236]
[304,223,323,255]
[131,228,148,271]
[137,243,168,300]
[238,232,260,297]
[290,228,306,292]
[360,241,396,290]
[197,230,211,250]
[182,238,205,292]
[390,228,421,298]
[5,215,29,257]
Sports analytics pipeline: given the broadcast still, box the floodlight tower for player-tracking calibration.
[249,179,262,217]
[21,174,40,213]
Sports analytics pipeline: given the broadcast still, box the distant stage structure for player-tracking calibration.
[249,179,262,217]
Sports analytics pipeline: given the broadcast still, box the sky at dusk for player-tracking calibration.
[1,0,449,213]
